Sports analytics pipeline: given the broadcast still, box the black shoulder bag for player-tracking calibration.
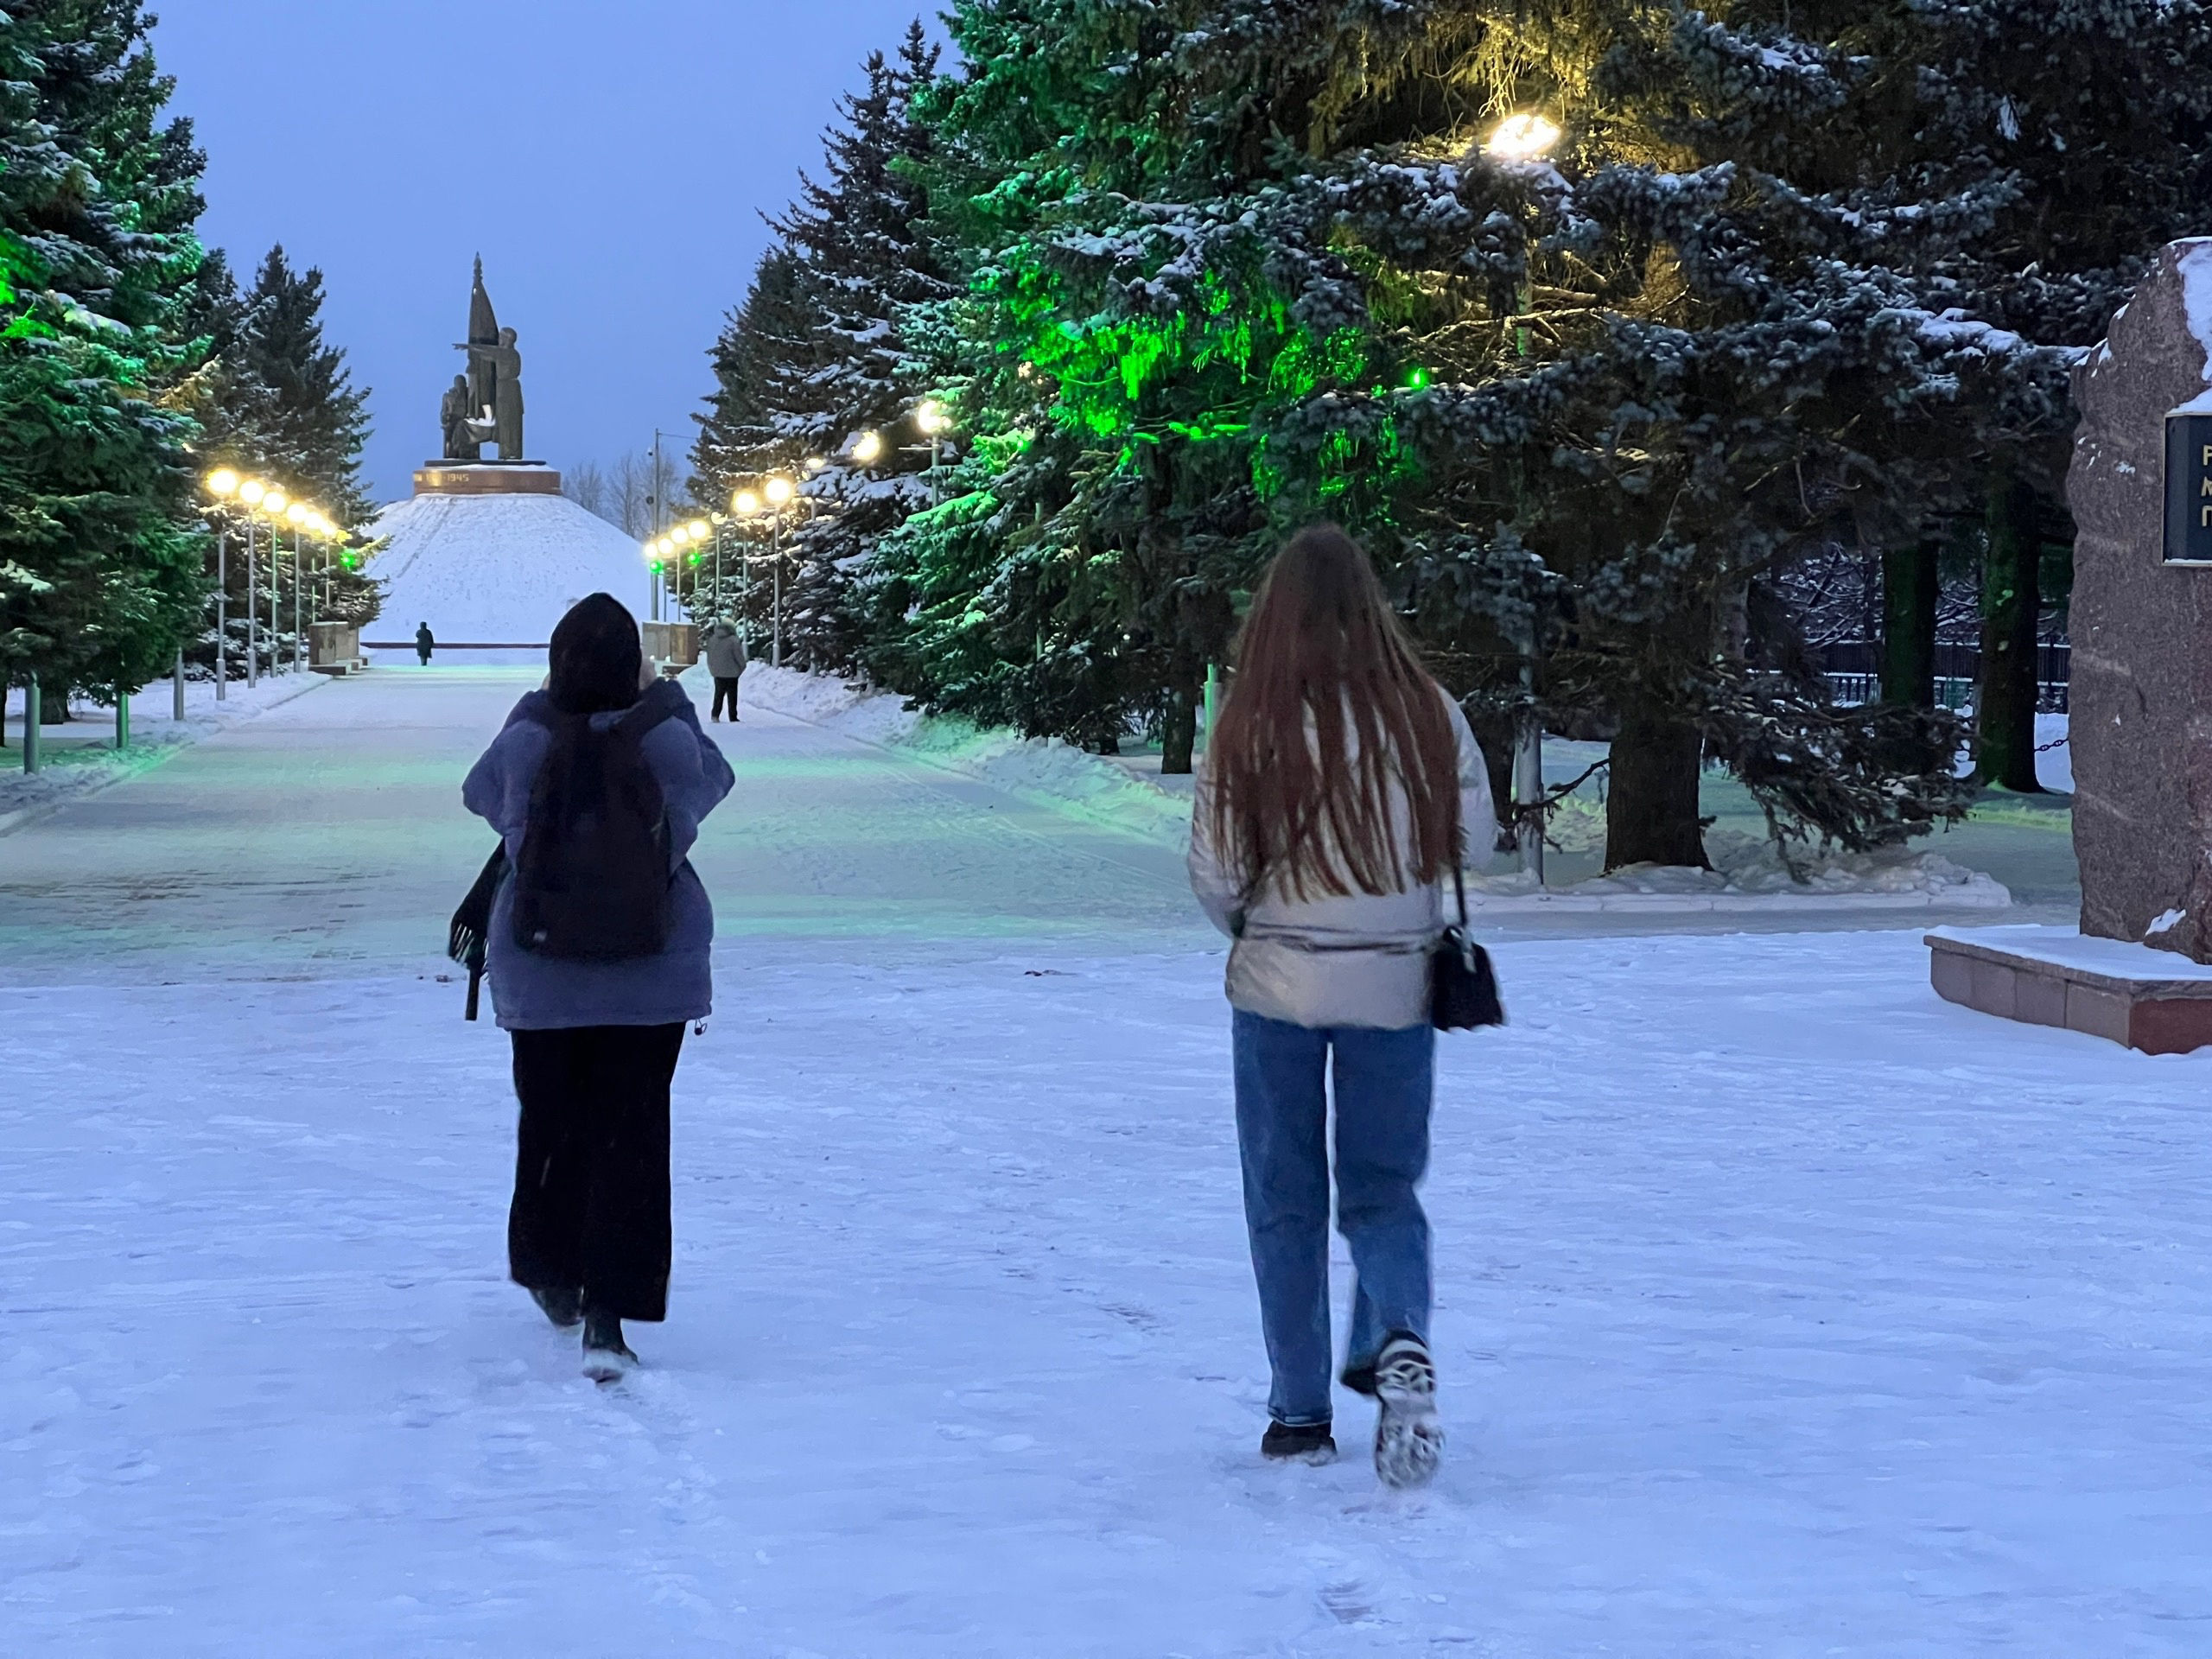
[1430,867,1505,1030]
[448,843,509,1021]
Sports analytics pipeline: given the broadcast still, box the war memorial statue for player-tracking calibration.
[441,257,526,462]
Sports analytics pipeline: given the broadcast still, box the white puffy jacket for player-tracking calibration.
[1187,687,1495,1030]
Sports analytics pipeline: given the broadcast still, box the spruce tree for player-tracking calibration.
[0,0,209,714]
[690,25,949,670]
[234,245,374,527]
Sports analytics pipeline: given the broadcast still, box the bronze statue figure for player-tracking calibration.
[440,257,526,461]
[440,373,481,461]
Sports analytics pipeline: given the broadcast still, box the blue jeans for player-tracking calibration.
[1231,1010,1434,1427]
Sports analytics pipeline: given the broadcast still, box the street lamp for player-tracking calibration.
[258,490,289,677]
[203,470,241,701]
[915,401,951,503]
[851,431,883,466]
[736,479,800,668]
[285,501,313,671]
[1482,110,1562,885]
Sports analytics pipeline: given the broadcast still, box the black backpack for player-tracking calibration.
[509,699,678,961]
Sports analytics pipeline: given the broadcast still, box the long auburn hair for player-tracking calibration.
[1208,524,1459,900]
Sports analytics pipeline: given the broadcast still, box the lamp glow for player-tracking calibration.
[734,488,760,516]
[916,399,948,435]
[764,476,793,507]
[287,502,310,525]
[685,519,709,540]
[206,467,240,497]
[238,479,267,505]
[852,431,883,465]
[261,488,289,516]
[1484,112,1561,162]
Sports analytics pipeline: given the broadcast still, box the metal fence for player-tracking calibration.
[1818,640,2069,714]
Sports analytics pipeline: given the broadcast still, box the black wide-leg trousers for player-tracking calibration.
[507,1022,684,1322]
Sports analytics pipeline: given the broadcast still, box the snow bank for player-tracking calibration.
[0,671,327,834]
[733,664,1196,847]
[741,669,2014,910]
[1471,833,2010,912]
[2177,238,2212,368]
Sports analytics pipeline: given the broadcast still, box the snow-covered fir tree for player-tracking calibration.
[690,24,949,671]
[0,0,208,719]
[188,244,380,647]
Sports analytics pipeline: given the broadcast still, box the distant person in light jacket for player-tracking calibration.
[705,622,748,722]
[1187,524,1493,1488]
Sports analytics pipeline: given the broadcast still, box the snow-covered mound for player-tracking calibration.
[366,490,647,646]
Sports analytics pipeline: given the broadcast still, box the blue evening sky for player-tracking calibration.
[155,0,947,512]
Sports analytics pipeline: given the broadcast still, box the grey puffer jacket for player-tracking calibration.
[461,677,735,1030]
[704,627,748,678]
[1187,686,1494,1030]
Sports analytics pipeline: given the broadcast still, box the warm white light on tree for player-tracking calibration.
[206,468,240,497]
[734,488,761,516]
[852,431,884,465]
[916,399,949,435]
[238,479,267,505]
[1484,112,1561,162]
[764,476,794,507]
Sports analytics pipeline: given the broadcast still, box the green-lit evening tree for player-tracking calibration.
[0,0,209,723]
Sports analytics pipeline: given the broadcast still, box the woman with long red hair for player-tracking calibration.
[1189,524,1494,1487]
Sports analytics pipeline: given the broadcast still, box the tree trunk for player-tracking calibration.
[1605,704,1708,870]
[1160,670,1198,775]
[1880,541,1939,708]
[40,688,68,724]
[1977,472,2043,791]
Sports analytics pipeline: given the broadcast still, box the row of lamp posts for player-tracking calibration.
[16,466,353,774]
[642,406,956,671]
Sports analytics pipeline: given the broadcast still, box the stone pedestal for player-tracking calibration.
[412,461,562,497]
[1929,926,2212,1054]
[2069,238,2212,960]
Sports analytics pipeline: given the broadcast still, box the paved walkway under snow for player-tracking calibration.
[3,670,2208,1654]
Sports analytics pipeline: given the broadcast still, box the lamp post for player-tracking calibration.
[1483,110,1563,884]
[204,469,240,701]
[237,480,266,686]
[257,487,289,677]
[915,401,950,505]
[763,475,796,667]
[286,501,311,672]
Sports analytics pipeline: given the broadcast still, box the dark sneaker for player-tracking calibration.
[530,1285,584,1329]
[1371,1333,1442,1490]
[1339,1357,1378,1398]
[1261,1421,1338,1465]
[582,1308,638,1382]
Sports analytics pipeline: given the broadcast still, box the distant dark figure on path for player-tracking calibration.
[1188,524,1492,1488]
[705,622,747,722]
[461,593,734,1380]
[416,622,435,666]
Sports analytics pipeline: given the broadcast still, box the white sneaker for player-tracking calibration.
[1372,1333,1442,1489]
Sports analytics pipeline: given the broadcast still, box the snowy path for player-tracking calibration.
[5,671,2210,1653]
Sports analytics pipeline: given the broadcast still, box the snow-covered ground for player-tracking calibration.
[5,671,2200,1654]
[736,666,2034,913]
[0,670,328,832]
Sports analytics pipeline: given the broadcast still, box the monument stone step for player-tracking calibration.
[1926,924,2212,1053]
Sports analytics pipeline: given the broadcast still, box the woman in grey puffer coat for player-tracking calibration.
[1188,524,1492,1488]
[462,594,734,1380]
